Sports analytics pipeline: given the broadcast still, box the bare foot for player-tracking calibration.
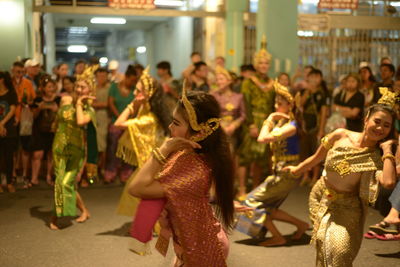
[259,236,286,247]
[292,222,310,240]
[49,216,59,230]
[76,211,90,223]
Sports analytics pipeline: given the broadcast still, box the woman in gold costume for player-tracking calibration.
[285,87,397,266]
[114,68,170,217]
[236,82,309,246]
[238,36,276,196]
[50,77,96,230]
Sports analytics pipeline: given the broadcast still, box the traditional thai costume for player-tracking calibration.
[238,37,275,167]
[116,101,165,217]
[309,145,381,267]
[310,87,396,267]
[52,103,97,216]
[129,82,229,266]
[211,66,246,150]
[236,82,301,237]
[115,68,165,217]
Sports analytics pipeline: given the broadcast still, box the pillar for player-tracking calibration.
[225,0,247,73]
[257,0,298,77]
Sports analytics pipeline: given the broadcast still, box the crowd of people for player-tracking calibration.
[0,40,399,266]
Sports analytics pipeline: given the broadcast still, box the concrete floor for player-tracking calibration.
[0,183,398,267]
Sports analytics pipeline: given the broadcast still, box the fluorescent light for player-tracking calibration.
[67,45,88,53]
[99,57,108,64]
[90,17,126,24]
[297,30,314,37]
[69,27,88,34]
[136,46,147,54]
[154,0,184,7]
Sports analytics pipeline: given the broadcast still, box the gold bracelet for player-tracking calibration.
[152,148,167,165]
[382,153,396,163]
[155,148,167,163]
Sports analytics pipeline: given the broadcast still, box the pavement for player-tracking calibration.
[0,182,398,267]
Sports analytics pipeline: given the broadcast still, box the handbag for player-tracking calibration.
[19,105,33,136]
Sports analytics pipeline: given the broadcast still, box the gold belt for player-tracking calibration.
[272,154,299,162]
[324,187,358,201]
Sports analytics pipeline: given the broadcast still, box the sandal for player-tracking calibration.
[364,231,379,239]
[369,221,399,235]
[376,233,400,241]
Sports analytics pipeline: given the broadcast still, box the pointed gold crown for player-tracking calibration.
[181,80,221,142]
[215,65,232,80]
[76,64,99,93]
[138,66,155,97]
[253,34,272,65]
[274,79,294,104]
[377,87,398,109]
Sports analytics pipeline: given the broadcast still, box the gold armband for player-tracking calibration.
[152,148,167,165]
[382,153,396,163]
[321,136,332,150]
[271,128,283,141]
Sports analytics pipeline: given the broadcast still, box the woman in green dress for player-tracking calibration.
[50,78,96,230]
[237,36,276,197]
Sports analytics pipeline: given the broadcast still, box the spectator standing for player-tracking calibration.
[104,66,137,183]
[191,61,210,92]
[333,73,365,132]
[156,61,180,113]
[0,71,18,193]
[92,68,110,177]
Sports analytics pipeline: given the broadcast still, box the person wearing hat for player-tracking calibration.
[108,60,124,83]
[24,59,41,92]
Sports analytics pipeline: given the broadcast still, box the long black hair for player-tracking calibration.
[0,71,15,92]
[149,82,171,135]
[177,91,235,229]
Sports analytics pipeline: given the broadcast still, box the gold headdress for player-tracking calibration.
[274,80,294,104]
[377,87,398,109]
[138,66,155,97]
[253,34,272,65]
[215,65,232,80]
[181,80,221,142]
[76,64,99,93]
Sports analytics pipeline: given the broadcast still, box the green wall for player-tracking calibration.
[0,0,33,71]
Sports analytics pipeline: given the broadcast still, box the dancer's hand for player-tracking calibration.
[380,139,398,155]
[159,137,201,158]
[76,95,96,106]
[234,201,253,212]
[282,165,302,178]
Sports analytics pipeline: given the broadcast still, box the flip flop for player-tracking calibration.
[376,233,400,241]
[364,231,379,239]
[369,221,399,235]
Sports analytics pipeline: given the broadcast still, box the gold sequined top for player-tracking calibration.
[325,146,382,177]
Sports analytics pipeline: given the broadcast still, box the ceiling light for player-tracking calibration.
[69,27,88,34]
[136,46,147,54]
[67,45,88,53]
[90,17,126,24]
[154,0,184,7]
[99,57,108,64]
[0,1,22,25]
